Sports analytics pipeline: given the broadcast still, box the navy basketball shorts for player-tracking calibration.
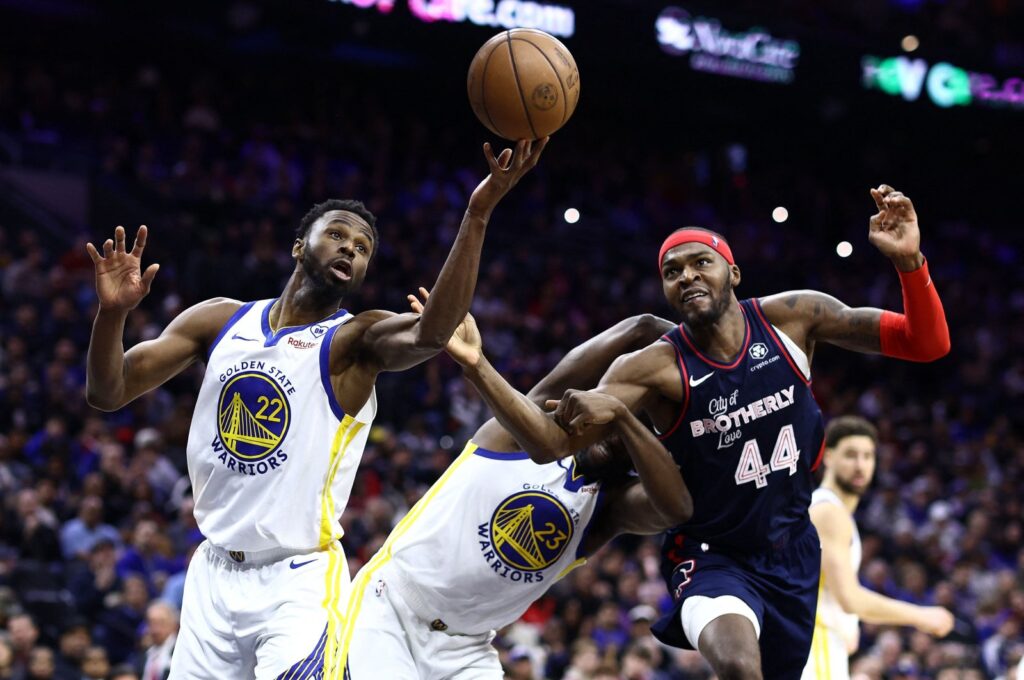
[651,522,821,680]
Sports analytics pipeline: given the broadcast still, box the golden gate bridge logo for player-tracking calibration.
[489,491,574,571]
[217,372,290,460]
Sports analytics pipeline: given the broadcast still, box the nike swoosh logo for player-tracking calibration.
[289,558,316,570]
[232,334,258,342]
[689,372,715,388]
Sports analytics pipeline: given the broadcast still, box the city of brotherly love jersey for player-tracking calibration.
[812,487,861,637]
[187,299,376,552]
[384,442,603,635]
[658,298,824,562]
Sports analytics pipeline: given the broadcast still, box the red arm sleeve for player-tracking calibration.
[879,259,951,362]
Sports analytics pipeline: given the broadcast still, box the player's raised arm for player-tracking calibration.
[760,184,949,362]
[813,503,954,636]
[85,225,237,411]
[354,138,548,373]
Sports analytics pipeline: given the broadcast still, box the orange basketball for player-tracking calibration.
[467,29,580,141]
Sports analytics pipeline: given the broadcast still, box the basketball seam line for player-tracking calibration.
[505,31,539,140]
[479,40,502,137]
[515,37,570,127]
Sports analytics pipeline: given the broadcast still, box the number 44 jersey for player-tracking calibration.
[657,298,825,554]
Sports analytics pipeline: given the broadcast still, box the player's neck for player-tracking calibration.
[272,275,344,330]
[685,300,745,362]
[823,480,860,513]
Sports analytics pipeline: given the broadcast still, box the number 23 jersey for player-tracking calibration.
[658,298,824,554]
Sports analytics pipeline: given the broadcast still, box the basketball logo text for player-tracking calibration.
[211,367,294,476]
[477,487,579,583]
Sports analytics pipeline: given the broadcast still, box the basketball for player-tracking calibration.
[467,28,580,141]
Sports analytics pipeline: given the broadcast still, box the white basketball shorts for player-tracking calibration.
[169,540,350,679]
[342,561,501,680]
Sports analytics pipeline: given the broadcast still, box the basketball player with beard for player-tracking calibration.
[460,185,951,679]
[801,416,953,680]
[84,138,547,679]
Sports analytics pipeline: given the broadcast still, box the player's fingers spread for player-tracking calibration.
[418,286,431,299]
[102,239,114,256]
[86,242,102,263]
[498,147,513,170]
[114,225,127,252]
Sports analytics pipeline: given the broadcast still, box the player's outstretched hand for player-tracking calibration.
[467,137,550,219]
[407,286,482,367]
[86,225,160,313]
[545,389,627,436]
[868,184,924,271]
[916,606,955,637]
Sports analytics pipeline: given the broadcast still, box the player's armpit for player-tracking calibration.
[760,290,883,357]
[88,298,239,411]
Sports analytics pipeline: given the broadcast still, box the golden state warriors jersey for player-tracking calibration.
[812,487,861,642]
[187,299,376,552]
[383,441,603,635]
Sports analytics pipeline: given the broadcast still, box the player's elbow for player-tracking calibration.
[86,391,120,411]
[833,585,861,615]
[414,332,449,354]
[85,387,121,412]
[526,445,560,465]
[629,314,666,345]
[929,333,951,361]
[666,494,693,526]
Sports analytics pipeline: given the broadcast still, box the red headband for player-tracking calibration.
[658,229,734,269]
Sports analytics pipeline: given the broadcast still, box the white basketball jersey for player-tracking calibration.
[187,299,376,552]
[812,487,861,637]
[385,441,603,635]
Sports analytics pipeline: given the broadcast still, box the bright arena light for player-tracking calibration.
[564,208,580,224]
[772,206,789,223]
[836,241,853,258]
[901,35,920,52]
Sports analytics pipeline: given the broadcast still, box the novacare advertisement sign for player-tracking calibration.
[655,6,800,84]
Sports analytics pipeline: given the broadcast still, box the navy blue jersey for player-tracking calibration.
[657,298,825,557]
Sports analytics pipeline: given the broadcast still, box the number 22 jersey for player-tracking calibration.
[657,298,825,556]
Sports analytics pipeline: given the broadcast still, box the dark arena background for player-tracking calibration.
[1,0,1023,678]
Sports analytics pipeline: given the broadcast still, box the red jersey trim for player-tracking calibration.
[677,305,752,370]
[811,440,826,472]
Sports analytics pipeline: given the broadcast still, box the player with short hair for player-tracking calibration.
[84,139,547,679]
[461,185,950,679]
[801,415,954,680]
[341,293,690,679]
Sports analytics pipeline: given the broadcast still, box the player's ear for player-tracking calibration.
[292,238,304,260]
[730,264,741,287]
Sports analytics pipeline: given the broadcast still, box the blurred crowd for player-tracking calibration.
[1,14,1024,679]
